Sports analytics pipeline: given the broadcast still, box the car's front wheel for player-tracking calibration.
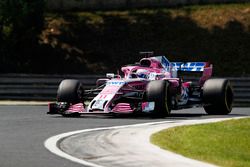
[146,80,171,117]
[57,79,84,104]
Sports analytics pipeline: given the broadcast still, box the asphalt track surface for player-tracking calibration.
[0,105,249,167]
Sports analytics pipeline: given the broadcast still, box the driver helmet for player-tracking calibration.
[136,69,149,79]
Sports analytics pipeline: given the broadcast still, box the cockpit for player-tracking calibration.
[122,56,172,77]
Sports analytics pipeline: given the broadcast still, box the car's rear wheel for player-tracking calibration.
[202,78,233,115]
[57,79,84,104]
[146,80,171,117]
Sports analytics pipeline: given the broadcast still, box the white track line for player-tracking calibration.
[44,117,248,167]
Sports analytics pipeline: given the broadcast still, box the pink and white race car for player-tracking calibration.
[48,53,233,117]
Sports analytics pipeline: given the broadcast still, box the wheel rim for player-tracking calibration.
[164,86,170,114]
[77,84,83,101]
[225,84,233,111]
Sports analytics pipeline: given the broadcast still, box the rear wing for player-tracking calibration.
[171,62,213,86]
[171,62,209,72]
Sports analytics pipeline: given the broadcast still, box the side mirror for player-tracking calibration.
[106,73,115,78]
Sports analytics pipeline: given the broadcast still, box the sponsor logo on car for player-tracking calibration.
[172,62,206,72]
[106,81,125,86]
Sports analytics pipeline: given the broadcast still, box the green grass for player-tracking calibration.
[151,118,250,167]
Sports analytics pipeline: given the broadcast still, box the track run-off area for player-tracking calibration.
[0,105,249,167]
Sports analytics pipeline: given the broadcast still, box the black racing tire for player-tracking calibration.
[202,78,234,115]
[62,113,81,118]
[146,80,171,118]
[57,79,84,104]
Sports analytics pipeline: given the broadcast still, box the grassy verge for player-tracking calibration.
[151,118,250,167]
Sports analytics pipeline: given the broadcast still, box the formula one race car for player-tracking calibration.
[48,52,234,117]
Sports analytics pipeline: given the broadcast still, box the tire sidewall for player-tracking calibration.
[203,78,233,114]
[146,80,171,117]
[57,79,83,104]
